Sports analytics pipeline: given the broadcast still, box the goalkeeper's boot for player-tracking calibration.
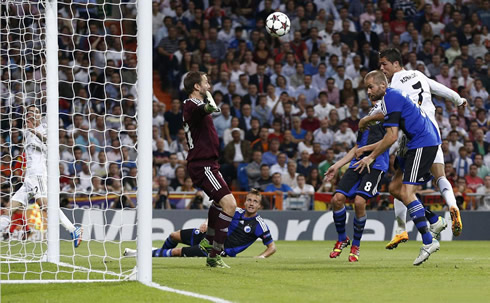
[385,231,409,250]
[348,245,360,262]
[124,248,137,257]
[206,255,230,268]
[71,226,83,248]
[450,206,463,236]
[199,238,212,256]
[329,237,350,258]
[413,239,440,266]
[429,216,447,240]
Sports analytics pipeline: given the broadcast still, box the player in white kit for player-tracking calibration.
[360,49,464,248]
[7,105,83,247]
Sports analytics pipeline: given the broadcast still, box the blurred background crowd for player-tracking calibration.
[1,0,490,210]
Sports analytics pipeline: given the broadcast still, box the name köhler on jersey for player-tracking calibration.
[399,72,417,84]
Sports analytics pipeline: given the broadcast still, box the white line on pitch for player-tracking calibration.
[145,282,233,303]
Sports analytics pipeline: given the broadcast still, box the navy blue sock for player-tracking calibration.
[152,248,172,257]
[407,200,433,245]
[352,216,367,247]
[162,237,177,249]
[333,207,347,242]
[425,209,438,225]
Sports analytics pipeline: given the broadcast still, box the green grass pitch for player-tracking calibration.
[2,240,490,302]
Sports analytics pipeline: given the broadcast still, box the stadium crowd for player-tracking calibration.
[1,0,490,211]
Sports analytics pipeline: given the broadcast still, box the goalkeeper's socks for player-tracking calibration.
[162,237,177,249]
[333,207,347,242]
[407,200,433,245]
[352,216,367,247]
[424,208,439,225]
[209,210,233,258]
[205,203,222,243]
[152,248,172,257]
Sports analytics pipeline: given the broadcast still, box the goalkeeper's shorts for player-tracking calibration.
[187,160,231,203]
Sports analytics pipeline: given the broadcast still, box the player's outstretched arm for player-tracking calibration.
[426,77,466,107]
[256,242,276,258]
[355,141,382,159]
[354,126,398,173]
[324,144,358,181]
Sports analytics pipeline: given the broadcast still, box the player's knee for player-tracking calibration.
[354,197,366,209]
[172,247,182,257]
[170,231,181,242]
[331,193,345,210]
[388,181,400,197]
[219,194,237,216]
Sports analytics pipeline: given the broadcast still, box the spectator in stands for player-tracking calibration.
[265,172,294,200]
[222,128,252,184]
[159,153,179,181]
[298,131,314,155]
[333,120,357,149]
[170,166,186,190]
[301,105,320,132]
[454,147,473,177]
[306,168,323,191]
[476,175,490,210]
[246,150,263,188]
[297,149,315,177]
[466,164,485,192]
[164,99,183,141]
[270,153,288,177]
[454,177,476,210]
[282,160,299,189]
[473,153,490,179]
[262,138,281,167]
[255,164,272,191]
[289,63,305,89]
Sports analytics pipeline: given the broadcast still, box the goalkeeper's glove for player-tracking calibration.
[205,91,221,113]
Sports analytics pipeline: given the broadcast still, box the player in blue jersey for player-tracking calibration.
[323,115,389,262]
[354,70,441,265]
[123,189,276,259]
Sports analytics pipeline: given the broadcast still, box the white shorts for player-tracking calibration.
[434,145,444,165]
[11,175,47,205]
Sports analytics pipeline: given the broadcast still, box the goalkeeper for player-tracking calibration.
[124,189,276,258]
[4,105,82,247]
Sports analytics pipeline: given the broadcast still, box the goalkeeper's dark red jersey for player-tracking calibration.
[182,98,220,162]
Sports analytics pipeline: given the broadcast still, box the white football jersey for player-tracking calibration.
[390,70,437,127]
[23,123,47,177]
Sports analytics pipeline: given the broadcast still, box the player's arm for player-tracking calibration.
[426,77,466,107]
[355,141,382,159]
[256,241,276,258]
[353,126,398,173]
[26,121,47,143]
[324,144,358,181]
[358,102,385,131]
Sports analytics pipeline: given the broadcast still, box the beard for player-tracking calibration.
[368,90,384,101]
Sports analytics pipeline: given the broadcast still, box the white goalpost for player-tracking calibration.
[0,0,152,284]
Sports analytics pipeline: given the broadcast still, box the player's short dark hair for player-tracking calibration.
[184,71,206,95]
[379,48,403,66]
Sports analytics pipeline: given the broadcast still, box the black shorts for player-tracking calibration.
[180,228,205,246]
[402,146,438,185]
[335,168,385,200]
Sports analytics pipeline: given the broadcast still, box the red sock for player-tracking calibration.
[205,203,222,243]
[209,211,233,257]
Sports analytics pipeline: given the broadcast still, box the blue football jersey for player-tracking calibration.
[349,122,389,172]
[224,208,273,257]
[381,88,441,149]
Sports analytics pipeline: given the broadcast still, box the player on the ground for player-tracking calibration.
[323,106,389,262]
[5,105,82,247]
[182,71,237,268]
[360,48,464,248]
[124,189,276,259]
[355,71,442,265]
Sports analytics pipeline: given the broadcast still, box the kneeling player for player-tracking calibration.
[324,119,389,262]
[124,189,276,259]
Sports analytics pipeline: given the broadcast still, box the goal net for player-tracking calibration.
[0,0,152,283]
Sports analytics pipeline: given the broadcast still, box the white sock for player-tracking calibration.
[394,198,407,233]
[59,209,76,233]
[437,177,458,209]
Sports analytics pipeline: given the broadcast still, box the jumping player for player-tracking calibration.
[360,49,465,249]
[323,106,389,262]
[124,189,276,259]
[6,105,82,247]
[182,71,237,268]
[355,71,441,265]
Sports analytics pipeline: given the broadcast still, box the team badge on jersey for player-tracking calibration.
[244,226,251,233]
